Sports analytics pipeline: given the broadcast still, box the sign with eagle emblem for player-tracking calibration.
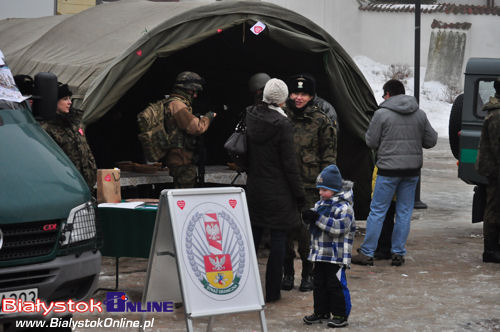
[142,187,265,329]
[183,204,247,299]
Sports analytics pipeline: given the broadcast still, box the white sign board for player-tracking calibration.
[142,187,265,330]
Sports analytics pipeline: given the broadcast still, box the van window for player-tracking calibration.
[474,80,495,119]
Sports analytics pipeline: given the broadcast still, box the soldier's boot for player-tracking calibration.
[281,275,294,291]
[299,276,313,292]
[483,223,500,263]
[483,251,500,263]
[282,239,296,290]
[299,260,313,292]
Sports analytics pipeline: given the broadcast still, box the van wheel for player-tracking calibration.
[449,93,463,160]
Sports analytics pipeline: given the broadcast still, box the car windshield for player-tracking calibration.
[0,99,25,110]
[1,55,27,110]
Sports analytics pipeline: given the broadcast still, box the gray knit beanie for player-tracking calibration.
[262,78,289,105]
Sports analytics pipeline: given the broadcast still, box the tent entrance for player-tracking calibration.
[86,23,329,169]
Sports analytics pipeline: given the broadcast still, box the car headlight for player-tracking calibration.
[61,201,96,246]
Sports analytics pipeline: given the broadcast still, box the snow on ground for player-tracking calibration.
[353,55,453,138]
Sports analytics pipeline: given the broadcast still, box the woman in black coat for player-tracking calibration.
[246,78,305,302]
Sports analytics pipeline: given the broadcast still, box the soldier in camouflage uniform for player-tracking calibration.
[162,71,216,188]
[475,79,500,263]
[40,83,97,190]
[282,74,337,291]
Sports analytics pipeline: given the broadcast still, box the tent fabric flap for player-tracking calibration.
[0,0,378,219]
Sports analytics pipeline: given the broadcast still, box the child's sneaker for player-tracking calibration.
[303,313,330,325]
[327,316,348,328]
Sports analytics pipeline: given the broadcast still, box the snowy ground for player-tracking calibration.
[354,55,455,138]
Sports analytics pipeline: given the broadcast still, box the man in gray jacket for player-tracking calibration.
[352,79,438,266]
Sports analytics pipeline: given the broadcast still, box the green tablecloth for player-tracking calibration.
[99,207,157,258]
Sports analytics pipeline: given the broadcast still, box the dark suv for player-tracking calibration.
[449,57,500,221]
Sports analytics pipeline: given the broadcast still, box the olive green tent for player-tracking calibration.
[0,0,377,218]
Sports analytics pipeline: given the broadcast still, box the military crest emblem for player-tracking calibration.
[182,203,248,300]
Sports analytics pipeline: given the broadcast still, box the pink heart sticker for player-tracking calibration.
[177,200,185,210]
[104,174,111,182]
[136,49,142,56]
[229,199,237,208]
[253,26,263,34]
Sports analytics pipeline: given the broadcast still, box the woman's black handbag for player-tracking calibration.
[224,117,247,171]
[224,120,246,155]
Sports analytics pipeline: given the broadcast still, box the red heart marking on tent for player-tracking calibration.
[177,200,185,210]
[136,49,142,56]
[229,199,237,208]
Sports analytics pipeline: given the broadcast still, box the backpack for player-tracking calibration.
[137,98,171,162]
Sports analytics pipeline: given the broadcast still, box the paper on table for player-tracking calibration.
[98,201,145,209]
[137,204,158,210]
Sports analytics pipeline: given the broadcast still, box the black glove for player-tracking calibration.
[296,196,306,210]
[204,111,216,122]
[301,209,319,224]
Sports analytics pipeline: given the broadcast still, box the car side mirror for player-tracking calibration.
[33,72,57,120]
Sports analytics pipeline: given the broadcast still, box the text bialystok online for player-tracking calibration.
[1,299,102,316]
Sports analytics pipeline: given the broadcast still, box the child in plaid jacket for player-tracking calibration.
[302,164,355,328]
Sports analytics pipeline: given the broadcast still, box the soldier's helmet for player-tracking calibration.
[174,71,205,92]
[248,72,271,93]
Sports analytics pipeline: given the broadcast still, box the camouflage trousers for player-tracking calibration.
[283,188,319,279]
[484,182,500,252]
[169,164,197,189]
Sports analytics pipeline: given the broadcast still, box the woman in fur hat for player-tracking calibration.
[39,83,97,189]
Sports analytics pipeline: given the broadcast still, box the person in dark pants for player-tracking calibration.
[475,79,500,263]
[302,165,355,328]
[375,203,395,259]
[283,74,337,292]
[373,166,395,260]
[246,78,305,302]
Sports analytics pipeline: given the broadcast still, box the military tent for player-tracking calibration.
[0,0,378,218]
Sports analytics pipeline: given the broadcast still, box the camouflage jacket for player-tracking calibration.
[285,102,337,188]
[164,89,214,167]
[40,108,97,189]
[476,95,500,181]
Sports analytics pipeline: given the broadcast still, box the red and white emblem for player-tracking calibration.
[250,21,266,35]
